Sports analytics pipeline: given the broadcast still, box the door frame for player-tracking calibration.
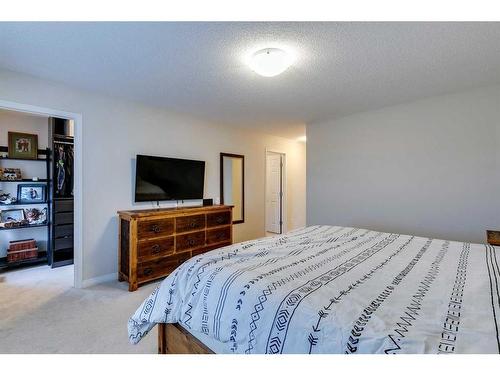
[0,99,83,288]
[265,149,287,234]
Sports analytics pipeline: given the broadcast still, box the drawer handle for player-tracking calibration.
[151,244,161,254]
[189,221,197,228]
[151,224,161,233]
[216,217,224,224]
[217,233,226,240]
[144,267,153,276]
[188,239,196,246]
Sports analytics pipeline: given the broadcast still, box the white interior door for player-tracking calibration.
[266,152,282,234]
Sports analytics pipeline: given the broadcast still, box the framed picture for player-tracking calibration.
[24,207,47,225]
[0,168,22,181]
[17,184,46,203]
[0,209,25,223]
[8,131,38,160]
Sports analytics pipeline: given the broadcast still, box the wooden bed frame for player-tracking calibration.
[158,323,214,354]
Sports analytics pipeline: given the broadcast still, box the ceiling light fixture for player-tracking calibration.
[248,48,294,77]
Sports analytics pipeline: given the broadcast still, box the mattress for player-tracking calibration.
[128,225,500,354]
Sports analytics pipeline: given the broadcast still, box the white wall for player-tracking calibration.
[0,109,49,256]
[0,69,306,282]
[307,85,500,244]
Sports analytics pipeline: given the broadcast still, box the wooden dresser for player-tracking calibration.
[118,205,233,291]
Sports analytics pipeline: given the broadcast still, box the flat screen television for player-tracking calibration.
[135,155,205,202]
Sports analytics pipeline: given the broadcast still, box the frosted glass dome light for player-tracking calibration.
[248,48,293,77]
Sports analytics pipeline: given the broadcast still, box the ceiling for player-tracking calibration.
[1,22,500,139]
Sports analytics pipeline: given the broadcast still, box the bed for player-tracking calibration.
[128,225,500,354]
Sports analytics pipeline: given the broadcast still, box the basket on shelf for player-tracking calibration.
[6,238,38,263]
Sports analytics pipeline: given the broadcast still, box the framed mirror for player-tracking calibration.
[220,153,244,224]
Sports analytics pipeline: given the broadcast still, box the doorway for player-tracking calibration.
[0,99,82,288]
[265,150,286,235]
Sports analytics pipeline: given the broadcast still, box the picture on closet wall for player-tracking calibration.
[8,131,38,160]
[17,184,46,203]
[0,208,25,223]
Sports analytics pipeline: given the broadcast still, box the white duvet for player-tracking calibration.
[128,226,500,354]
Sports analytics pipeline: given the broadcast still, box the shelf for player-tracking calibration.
[51,259,73,268]
[0,146,50,159]
[0,157,48,162]
[0,202,48,207]
[53,134,74,141]
[0,223,49,231]
[0,252,48,271]
[0,179,48,183]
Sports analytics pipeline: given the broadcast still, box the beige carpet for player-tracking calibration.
[0,265,158,353]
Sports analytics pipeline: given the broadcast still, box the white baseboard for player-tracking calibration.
[81,272,117,288]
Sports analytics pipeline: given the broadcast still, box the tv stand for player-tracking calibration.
[117,205,233,291]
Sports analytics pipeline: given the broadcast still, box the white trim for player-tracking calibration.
[81,273,117,288]
[0,99,84,288]
[265,149,287,234]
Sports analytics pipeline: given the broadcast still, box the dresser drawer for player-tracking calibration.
[54,199,74,213]
[207,211,231,227]
[54,224,73,238]
[176,214,206,233]
[54,237,73,251]
[54,212,73,225]
[206,227,231,245]
[137,237,175,262]
[137,218,174,239]
[137,253,190,282]
[176,231,205,252]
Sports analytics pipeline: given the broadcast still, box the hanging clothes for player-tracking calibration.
[54,143,74,198]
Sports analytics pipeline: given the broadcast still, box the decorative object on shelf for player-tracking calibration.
[0,191,17,205]
[487,230,500,246]
[24,207,47,225]
[8,131,38,160]
[0,220,29,229]
[0,208,25,223]
[7,239,38,263]
[0,167,22,181]
[17,184,46,203]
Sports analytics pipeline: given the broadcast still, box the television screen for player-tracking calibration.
[135,155,205,202]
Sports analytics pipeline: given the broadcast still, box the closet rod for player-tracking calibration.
[53,140,74,145]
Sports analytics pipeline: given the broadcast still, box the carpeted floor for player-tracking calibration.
[0,265,158,353]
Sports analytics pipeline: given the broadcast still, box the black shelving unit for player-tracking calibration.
[48,118,75,268]
[0,146,51,271]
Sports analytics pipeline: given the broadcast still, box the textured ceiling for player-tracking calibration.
[1,22,500,139]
